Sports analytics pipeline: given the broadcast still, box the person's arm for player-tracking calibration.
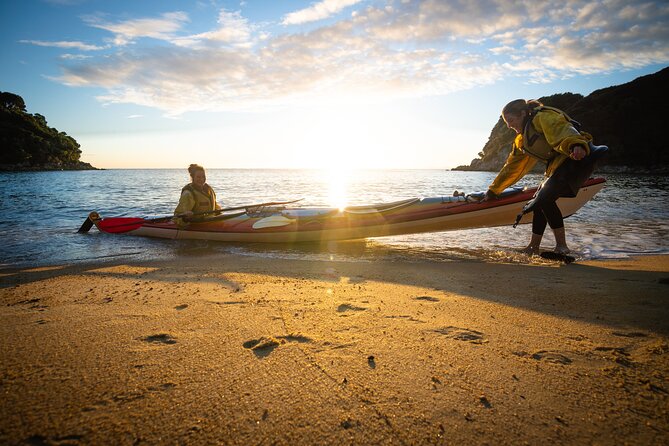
[174,190,195,217]
[532,110,592,158]
[211,188,222,210]
[487,135,537,196]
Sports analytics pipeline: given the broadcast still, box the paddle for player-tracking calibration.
[79,199,303,234]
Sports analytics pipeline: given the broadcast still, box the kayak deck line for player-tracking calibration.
[85,178,606,243]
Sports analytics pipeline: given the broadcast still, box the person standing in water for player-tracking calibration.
[174,164,221,226]
[485,99,607,255]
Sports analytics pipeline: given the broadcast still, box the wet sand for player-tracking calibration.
[1,254,668,445]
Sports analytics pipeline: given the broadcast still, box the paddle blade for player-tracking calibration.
[77,217,94,233]
[96,217,147,234]
[252,215,294,229]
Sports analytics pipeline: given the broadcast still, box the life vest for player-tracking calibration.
[521,106,581,163]
[182,184,217,213]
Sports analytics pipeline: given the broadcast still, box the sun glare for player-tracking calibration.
[326,167,353,210]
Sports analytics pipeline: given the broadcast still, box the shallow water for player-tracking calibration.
[0,169,667,267]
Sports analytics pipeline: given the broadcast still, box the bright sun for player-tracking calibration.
[325,167,353,210]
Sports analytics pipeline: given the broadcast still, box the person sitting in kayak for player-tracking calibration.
[485,99,606,255]
[174,164,221,226]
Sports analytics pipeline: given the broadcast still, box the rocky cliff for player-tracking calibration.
[454,67,669,173]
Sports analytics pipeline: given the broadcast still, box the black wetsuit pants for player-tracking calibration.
[531,193,564,235]
[527,144,608,236]
[530,158,583,235]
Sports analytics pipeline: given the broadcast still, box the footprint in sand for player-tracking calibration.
[148,382,177,392]
[594,346,633,366]
[384,315,424,323]
[611,331,648,338]
[243,337,282,358]
[414,296,440,302]
[433,326,486,344]
[278,334,313,343]
[208,300,246,306]
[23,435,84,445]
[13,297,40,306]
[337,303,366,313]
[243,334,313,358]
[140,334,177,345]
[14,297,48,311]
[531,350,572,365]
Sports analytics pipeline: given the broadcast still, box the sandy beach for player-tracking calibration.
[1,253,668,445]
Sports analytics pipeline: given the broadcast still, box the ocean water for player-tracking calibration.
[0,169,667,267]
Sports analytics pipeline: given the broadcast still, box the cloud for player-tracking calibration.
[173,9,253,47]
[52,1,669,115]
[59,53,93,60]
[514,0,669,74]
[20,39,104,51]
[362,0,527,41]
[282,0,363,25]
[57,21,504,115]
[83,11,189,46]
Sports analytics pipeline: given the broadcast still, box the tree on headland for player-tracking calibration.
[0,92,27,112]
[0,92,96,170]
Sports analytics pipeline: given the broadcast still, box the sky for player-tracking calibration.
[1,0,668,169]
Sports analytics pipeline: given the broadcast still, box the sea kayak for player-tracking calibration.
[84,177,605,243]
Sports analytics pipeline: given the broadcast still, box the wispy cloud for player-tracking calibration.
[20,39,104,51]
[282,0,363,25]
[59,53,93,60]
[172,9,253,47]
[82,11,189,46]
[50,0,669,115]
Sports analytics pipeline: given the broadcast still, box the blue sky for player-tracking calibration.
[2,0,668,169]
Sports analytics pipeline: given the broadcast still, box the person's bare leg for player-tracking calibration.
[553,227,570,254]
[522,233,543,255]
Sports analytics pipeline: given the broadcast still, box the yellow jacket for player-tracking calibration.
[174,184,221,226]
[488,107,592,195]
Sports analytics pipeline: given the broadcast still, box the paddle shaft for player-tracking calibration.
[185,198,303,219]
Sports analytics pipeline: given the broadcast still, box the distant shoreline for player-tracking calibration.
[0,161,99,172]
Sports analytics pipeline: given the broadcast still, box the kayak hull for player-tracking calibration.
[93,178,605,243]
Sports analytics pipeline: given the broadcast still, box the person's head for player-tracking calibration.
[501,99,543,133]
[188,164,206,188]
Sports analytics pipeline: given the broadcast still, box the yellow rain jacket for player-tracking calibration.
[488,107,592,195]
[174,184,221,226]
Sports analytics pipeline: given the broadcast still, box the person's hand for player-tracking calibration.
[182,210,194,221]
[570,144,586,160]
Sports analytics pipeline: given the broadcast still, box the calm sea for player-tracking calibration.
[0,169,667,267]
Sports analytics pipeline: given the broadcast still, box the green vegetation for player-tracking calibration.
[0,92,96,171]
[455,66,669,173]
